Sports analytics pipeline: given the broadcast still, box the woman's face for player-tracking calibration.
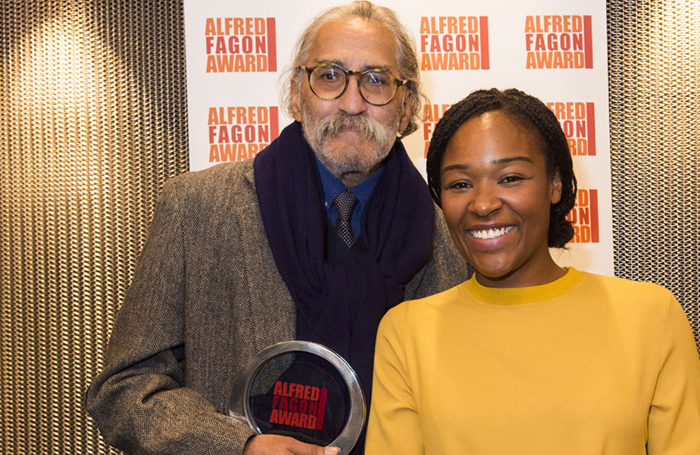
[440,110,563,288]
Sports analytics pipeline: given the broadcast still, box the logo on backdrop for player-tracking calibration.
[419,16,490,71]
[525,15,593,69]
[208,106,280,162]
[547,101,597,156]
[204,17,277,73]
[567,189,599,244]
[269,380,329,431]
[422,104,452,158]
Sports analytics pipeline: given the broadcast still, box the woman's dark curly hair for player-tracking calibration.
[426,88,577,248]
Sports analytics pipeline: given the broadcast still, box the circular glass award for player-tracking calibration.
[228,341,366,453]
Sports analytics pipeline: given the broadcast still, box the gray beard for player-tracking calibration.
[300,102,400,177]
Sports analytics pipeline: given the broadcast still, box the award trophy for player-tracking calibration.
[228,341,366,453]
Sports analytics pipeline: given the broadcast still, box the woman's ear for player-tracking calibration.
[550,170,563,205]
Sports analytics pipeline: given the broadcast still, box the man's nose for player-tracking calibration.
[337,77,368,116]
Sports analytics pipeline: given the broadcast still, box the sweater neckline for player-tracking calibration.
[463,267,582,306]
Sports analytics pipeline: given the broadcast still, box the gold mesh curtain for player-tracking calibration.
[0,0,698,453]
[0,1,188,453]
[607,0,700,347]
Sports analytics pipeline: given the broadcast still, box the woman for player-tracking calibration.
[365,88,700,454]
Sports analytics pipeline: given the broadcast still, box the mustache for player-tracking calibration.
[317,114,384,142]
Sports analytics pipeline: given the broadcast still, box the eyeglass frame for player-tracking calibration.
[301,63,407,107]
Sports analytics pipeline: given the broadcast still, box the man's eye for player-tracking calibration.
[363,72,392,89]
[319,70,339,81]
[314,65,344,84]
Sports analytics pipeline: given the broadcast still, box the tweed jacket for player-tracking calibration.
[85,158,468,455]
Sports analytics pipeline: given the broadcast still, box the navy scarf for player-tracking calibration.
[254,121,434,404]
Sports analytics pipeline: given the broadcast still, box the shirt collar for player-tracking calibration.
[316,156,383,212]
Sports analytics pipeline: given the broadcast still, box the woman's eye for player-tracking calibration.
[445,181,471,190]
[500,175,523,184]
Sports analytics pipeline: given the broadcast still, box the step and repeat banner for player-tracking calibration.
[184,0,613,275]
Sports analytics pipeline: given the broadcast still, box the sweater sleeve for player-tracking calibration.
[365,307,425,455]
[84,178,256,455]
[647,293,700,454]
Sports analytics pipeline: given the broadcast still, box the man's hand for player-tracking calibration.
[243,434,340,455]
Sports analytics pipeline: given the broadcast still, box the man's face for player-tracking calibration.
[291,18,412,183]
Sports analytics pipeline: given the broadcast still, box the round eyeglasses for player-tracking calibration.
[302,63,406,106]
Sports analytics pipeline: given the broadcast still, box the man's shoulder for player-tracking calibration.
[162,160,258,211]
[430,205,470,272]
[171,160,255,188]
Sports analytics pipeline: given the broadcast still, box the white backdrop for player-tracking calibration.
[184,0,613,276]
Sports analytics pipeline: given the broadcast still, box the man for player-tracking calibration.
[85,2,467,454]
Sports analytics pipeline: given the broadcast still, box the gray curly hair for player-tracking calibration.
[281,1,428,138]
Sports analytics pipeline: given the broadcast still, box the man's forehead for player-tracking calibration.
[306,19,398,71]
[309,58,393,72]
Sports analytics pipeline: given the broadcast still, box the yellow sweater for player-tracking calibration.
[366,268,700,455]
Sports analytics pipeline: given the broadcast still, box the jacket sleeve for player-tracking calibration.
[646,294,700,454]
[84,178,256,455]
[404,205,470,300]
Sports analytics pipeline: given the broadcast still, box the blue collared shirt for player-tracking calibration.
[316,157,383,239]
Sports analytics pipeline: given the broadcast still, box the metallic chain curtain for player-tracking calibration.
[607,1,700,347]
[0,0,698,453]
[0,1,188,453]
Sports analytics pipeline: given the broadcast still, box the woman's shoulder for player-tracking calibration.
[385,283,466,323]
[577,270,678,316]
[378,284,466,347]
[579,270,673,297]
